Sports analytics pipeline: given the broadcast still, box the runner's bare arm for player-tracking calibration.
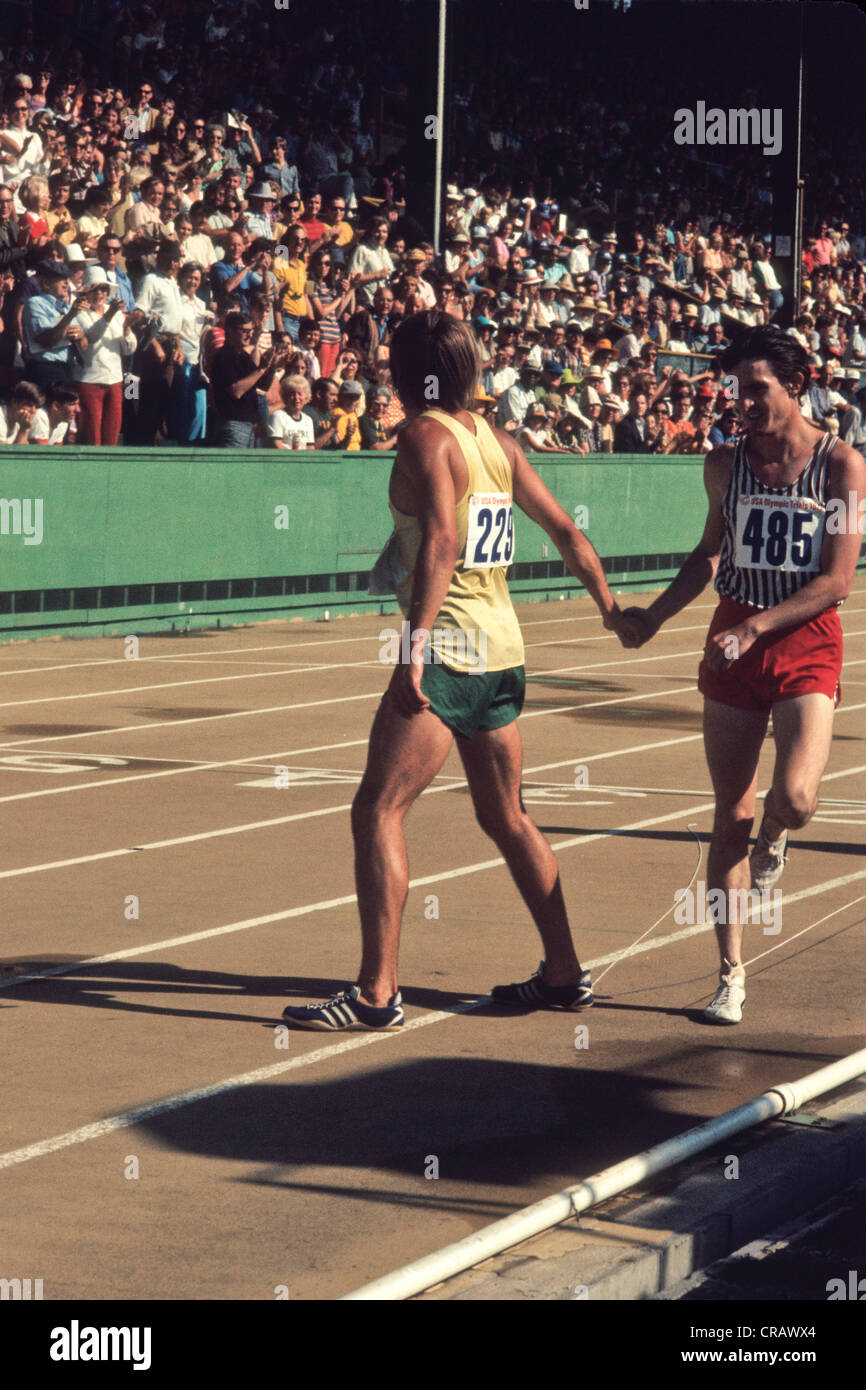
[739,440,866,637]
[628,444,733,639]
[498,427,624,629]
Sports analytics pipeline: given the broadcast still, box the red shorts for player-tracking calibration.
[697,595,843,712]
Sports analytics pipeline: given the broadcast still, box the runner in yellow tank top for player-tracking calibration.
[281,310,636,1033]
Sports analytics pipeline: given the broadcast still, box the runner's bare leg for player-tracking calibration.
[761,693,835,840]
[456,721,583,986]
[352,693,454,1006]
[703,697,768,973]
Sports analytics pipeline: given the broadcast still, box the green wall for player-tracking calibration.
[0,447,731,640]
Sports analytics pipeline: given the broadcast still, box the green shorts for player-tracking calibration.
[420,661,526,739]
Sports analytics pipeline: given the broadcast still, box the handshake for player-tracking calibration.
[603,605,660,649]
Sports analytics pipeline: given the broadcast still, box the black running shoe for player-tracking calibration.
[491,960,594,1011]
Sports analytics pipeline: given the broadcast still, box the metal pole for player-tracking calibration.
[433,0,447,257]
[340,1047,866,1301]
[793,3,805,312]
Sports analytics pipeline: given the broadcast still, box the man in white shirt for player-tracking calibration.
[567,230,591,278]
[30,381,80,444]
[348,218,394,306]
[490,343,517,397]
[186,204,220,271]
[136,240,184,332]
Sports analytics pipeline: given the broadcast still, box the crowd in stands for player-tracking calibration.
[0,3,864,454]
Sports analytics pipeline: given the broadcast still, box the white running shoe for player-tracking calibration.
[704,963,746,1025]
[750,818,788,892]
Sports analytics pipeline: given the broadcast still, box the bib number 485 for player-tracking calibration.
[737,505,821,572]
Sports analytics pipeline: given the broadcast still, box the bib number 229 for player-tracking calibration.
[467,494,514,569]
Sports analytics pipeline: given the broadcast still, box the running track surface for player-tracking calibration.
[2,582,864,1300]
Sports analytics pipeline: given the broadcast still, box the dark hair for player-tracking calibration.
[10,380,44,408]
[390,309,480,414]
[46,381,79,407]
[719,325,811,399]
[224,310,251,333]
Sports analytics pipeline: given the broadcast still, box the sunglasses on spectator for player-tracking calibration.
[13,104,29,112]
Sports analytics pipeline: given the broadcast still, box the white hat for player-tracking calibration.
[446,184,461,200]
[83,266,110,287]
[526,347,544,369]
[65,244,86,264]
[463,186,478,198]
[574,228,590,241]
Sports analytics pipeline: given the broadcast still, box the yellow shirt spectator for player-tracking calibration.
[273,256,309,318]
[333,407,361,450]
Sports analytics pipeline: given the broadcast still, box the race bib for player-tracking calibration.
[733,494,824,574]
[466,492,515,570]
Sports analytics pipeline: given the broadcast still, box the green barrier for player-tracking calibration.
[2,444,855,642]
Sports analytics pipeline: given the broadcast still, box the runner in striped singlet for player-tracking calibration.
[618,327,866,1024]
[282,309,636,1032]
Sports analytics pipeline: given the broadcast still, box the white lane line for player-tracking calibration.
[0,598,861,681]
[4,755,865,980]
[0,606,694,680]
[0,691,385,751]
[0,675,695,754]
[0,731,714,880]
[0,657,391,711]
[1,870,863,1173]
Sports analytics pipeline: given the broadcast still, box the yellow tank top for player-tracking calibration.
[389,407,525,673]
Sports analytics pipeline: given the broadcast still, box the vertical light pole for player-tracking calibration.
[433,0,447,256]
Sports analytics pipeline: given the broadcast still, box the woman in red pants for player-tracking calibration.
[72,268,144,444]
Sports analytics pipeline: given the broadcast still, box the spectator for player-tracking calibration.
[171,262,212,443]
[303,375,340,448]
[209,309,289,448]
[348,217,393,306]
[45,174,77,245]
[95,234,135,311]
[22,260,88,389]
[332,377,363,448]
[266,374,316,449]
[517,401,569,452]
[74,268,142,445]
[18,175,50,243]
[30,380,80,444]
[0,379,43,442]
[136,239,184,333]
[260,137,300,199]
[76,186,114,258]
[496,358,542,431]
[614,389,652,452]
[359,385,400,448]
[308,247,357,377]
[244,183,278,242]
[809,362,834,424]
[0,93,44,207]
[295,317,324,382]
[708,405,740,446]
[575,387,606,453]
[272,226,312,344]
[209,231,257,315]
[667,401,715,454]
[661,384,697,451]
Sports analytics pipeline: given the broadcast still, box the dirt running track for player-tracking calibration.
[1,582,864,1301]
